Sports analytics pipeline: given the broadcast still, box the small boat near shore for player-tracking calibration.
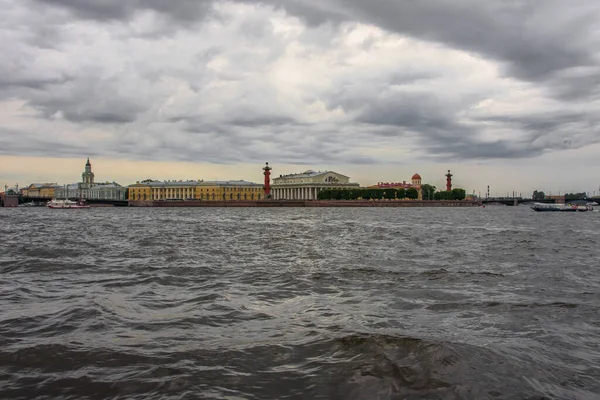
[531,202,597,212]
[47,199,90,209]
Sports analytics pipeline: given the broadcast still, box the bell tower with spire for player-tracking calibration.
[81,157,95,189]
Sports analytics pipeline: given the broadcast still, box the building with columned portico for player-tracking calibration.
[271,170,360,200]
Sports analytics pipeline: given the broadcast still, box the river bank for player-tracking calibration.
[128,199,482,207]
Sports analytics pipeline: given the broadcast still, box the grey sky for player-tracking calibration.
[1,0,600,192]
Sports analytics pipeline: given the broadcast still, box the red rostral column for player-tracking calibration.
[263,162,272,199]
[445,169,453,191]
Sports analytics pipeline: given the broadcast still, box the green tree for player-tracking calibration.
[421,184,436,200]
[532,190,546,200]
[565,192,587,200]
[349,189,362,200]
[406,187,418,199]
[396,188,406,199]
[434,191,452,200]
[383,188,396,200]
[451,188,466,200]
[318,189,331,200]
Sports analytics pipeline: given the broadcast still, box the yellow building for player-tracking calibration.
[22,183,61,198]
[128,180,264,201]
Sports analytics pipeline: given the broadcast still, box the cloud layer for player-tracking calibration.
[2,0,600,168]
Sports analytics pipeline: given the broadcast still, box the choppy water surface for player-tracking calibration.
[1,206,599,399]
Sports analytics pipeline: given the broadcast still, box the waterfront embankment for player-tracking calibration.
[128,199,481,207]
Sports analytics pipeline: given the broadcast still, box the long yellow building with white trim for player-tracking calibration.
[128,180,264,201]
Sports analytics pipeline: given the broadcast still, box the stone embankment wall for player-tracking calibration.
[128,200,481,208]
[0,195,19,207]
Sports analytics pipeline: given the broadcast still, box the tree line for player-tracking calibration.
[316,185,466,200]
[533,191,591,200]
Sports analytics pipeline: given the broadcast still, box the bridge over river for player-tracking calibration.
[481,198,556,206]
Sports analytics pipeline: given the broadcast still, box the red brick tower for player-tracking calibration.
[263,162,272,199]
[445,170,453,191]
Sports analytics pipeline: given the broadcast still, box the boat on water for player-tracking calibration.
[531,202,597,212]
[47,199,90,209]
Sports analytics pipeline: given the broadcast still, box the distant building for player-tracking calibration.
[54,158,127,200]
[367,173,423,200]
[546,195,565,204]
[271,170,360,200]
[128,180,264,201]
[0,193,18,207]
[88,183,127,200]
[21,183,61,198]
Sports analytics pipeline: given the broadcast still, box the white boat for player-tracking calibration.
[47,199,90,209]
[531,202,597,212]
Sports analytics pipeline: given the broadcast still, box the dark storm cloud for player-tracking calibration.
[25,77,146,124]
[268,0,600,86]
[474,111,600,151]
[3,0,600,166]
[33,0,214,22]
[0,128,91,158]
[324,86,600,160]
[30,0,600,91]
[0,75,73,91]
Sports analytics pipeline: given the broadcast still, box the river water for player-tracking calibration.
[0,206,599,399]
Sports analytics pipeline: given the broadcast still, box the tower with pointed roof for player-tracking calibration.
[81,158,95,189]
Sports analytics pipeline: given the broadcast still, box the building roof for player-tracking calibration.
[202,180,262,186]
[276,170,350,179]
[27,183,60,188]
[129,180,261,187]
[370,182,414,189]
[412,174,422,180]
[92,183,123,189]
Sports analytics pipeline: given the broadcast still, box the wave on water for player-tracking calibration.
[1,207,600,399]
